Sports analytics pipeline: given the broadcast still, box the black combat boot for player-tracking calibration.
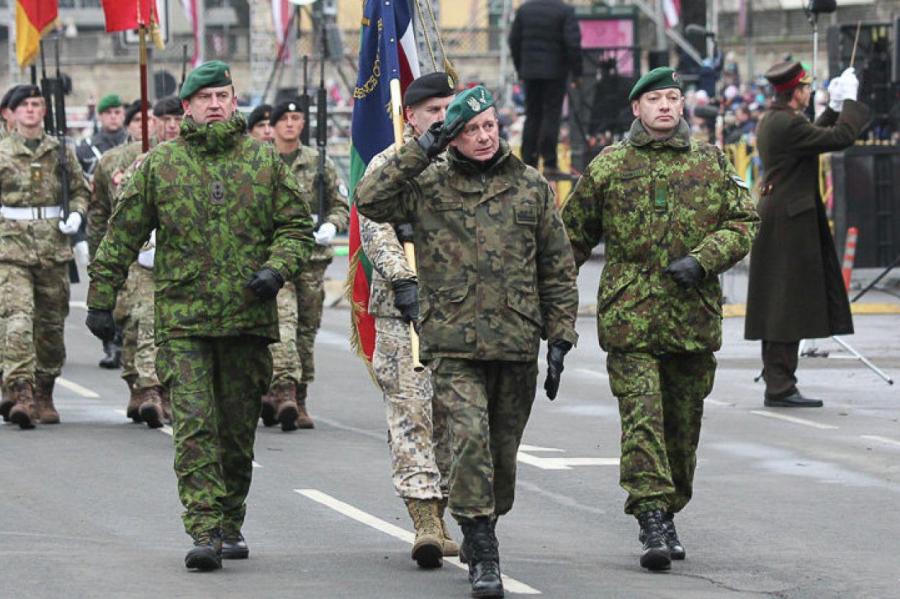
[184,529,223,571]
[663,512,685,560]
[221,530,249,560]
[637,510,671,571]
[459,517,504,598]
[98,336,122,369]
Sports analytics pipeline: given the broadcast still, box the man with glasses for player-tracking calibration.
[357,85,579,598]
[562,67,758,571]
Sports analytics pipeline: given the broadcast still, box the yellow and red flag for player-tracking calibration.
[15,0,58,67]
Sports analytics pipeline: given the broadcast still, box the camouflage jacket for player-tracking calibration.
[563,118,758,354]
[356,139,579,362]
[87,113,315,344]
[286,145,349,263]
[359,124,420,319]
[88,138,153,258]
[0,131,89,266]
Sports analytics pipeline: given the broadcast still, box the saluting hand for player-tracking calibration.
[417,119,466,160]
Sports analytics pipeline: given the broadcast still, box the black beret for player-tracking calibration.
[270,98,304,125]
[403,72,455,108]
[1,85,27,111]
[124,100,145,125]
[7,85,42,111]
[153,95,184,118]
[247,104,273,130]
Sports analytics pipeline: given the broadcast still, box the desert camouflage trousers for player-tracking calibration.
[373,316,450,500]
[431,358,537,520]
[155,335,272,537]
[0,261,69,385]
[269,281,302,386]
[294,260,329,384]
[130,266,159,389]
[606,350,716,516]
[116,263,139,382]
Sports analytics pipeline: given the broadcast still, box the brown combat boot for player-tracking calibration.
[138,386,165,429]
[8,380,36,430]
[34,375,60,424]
[295,383,315,429]
[437,497,460,556]
[405,498,444,568]
[272,381,299,432]
[123,374,143,423]
[260,392,278,427]
[160,388,172,424]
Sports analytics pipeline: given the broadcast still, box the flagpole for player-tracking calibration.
[139,22,150,153]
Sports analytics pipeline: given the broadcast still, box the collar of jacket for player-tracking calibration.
[7,130,56,156]
[180,112,247,154]
[96,127,128,146]
[627,118,691,150]
[447,138,513,176]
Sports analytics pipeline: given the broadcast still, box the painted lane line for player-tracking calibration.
[57,377,100,398]
[69,300,87,309]
[518,444,565,453]
[112,410,261,468]
[517,451,619,470]
[706,399,731,407]
[750,410,838,430]
[861,435,900,449]
[295,489,541,595]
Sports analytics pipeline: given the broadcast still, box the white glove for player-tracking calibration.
[840,67,858,102]
[73,240,89,267]
[58,211,82,235]
[314,222,336,246]
[827,78,845,112]
[138,230,156,268]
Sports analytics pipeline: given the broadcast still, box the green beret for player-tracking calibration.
[444,85,495,131]
[628,67,683,101]
[97,94,123,114]
[180,60,233,100]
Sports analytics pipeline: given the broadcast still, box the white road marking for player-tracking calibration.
[706,399,731,407]
[750,410,839,430]
[861,435,900,449]
[518,444,565,453]
[572,367,607,379]
[295,488,541,595]
[69,300,87,309]
[56,377,100,398]
[516,451,619,470]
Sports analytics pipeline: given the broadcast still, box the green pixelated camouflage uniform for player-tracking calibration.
[268,146,349,390]
[562,118,758,515]
[0,132,88,386]
[88,113,314,536]
[356,138,579,519]
[359,126,450,500]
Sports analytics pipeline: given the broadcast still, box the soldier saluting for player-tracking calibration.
[86,61,314,571]
[562,67,758,571]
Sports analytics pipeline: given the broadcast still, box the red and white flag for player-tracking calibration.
[662,0,680,28]
[272,0,292,62]
[179,0,202,67]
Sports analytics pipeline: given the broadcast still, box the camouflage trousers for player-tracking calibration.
[606,351,716,516]
[155,335,272,537]
[373,316,450,500]
[269,281,302,386]
[117,264,140,382]
[0,262,69,385]
[431,358,537,519]
[294,260,329,384]
[130,266,159,389]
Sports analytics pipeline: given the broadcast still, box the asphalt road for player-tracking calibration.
[2,271,899,599]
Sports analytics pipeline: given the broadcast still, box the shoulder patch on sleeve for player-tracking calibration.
[730,174,749,190]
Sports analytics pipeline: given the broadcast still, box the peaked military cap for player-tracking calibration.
[269,98,304,125]
[247,104,273,130]
[444,85,494,131]
[97,94,123,113]
[403,71,455,108]
[628,67,683,101]
[180,60,233,100]
[124,100,145,125]
[153,95,184,118]
[764,61,812,92]
[1,85,27,111]
[7,85,42,111]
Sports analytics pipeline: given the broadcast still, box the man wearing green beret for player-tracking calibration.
[76,93,127,181]
[562,67,759,571]
[86,60,315,572]
[357,84,579,598]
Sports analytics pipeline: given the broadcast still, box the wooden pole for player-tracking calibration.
[389,78,424,372]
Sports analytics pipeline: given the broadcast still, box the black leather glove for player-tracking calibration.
[394,222,415,244]
[544,340,573,400]
[86,308,117,342]
[664,256,704,289]
[417,119,465,160]
[245,267,284,300]
[392,279,419,324]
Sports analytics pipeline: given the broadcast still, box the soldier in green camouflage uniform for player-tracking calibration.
[562,68,758,571]
[0,86,89,429]
[357,86,579,598]
[265,98,349,430]
[86,62,314,571]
